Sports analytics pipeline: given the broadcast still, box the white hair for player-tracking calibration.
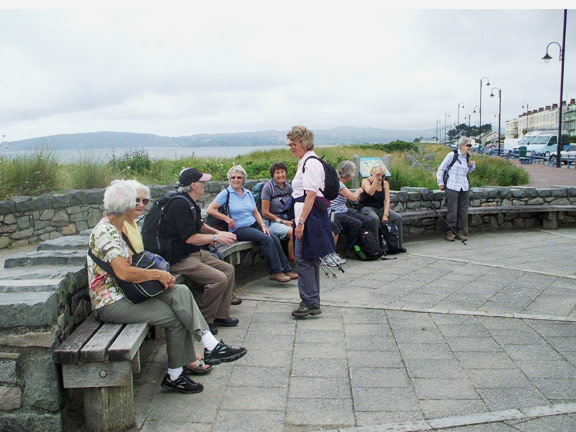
[125,180,150,198]
[104,180,137,216]
[227,165,248,183]
[458,136,472,146]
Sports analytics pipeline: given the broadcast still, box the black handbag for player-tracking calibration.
[205,189,230,231]
[88,235,170,304]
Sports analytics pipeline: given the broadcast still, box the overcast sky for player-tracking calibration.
[0,4,574,142]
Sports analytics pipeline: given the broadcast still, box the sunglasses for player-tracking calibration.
[136,198,150,205]
[230,176,243,180]
[465,144,472,147]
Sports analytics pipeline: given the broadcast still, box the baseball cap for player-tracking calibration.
[178,168,212,187]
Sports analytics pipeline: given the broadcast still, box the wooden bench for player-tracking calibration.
[402,204,576,230]
[216,240,260,266]
[55,313,149,432]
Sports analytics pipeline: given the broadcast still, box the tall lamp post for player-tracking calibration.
[479,77,490,145]
[444,113,450,145]
[521,103,530,135]
[490,87,502,156]
[457,102,465,137]
[464,113,472,134]
[435,120,441,144]
[542,9,567,168]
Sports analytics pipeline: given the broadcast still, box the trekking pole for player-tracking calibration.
[318,257,337,278]
[428,203,467,245]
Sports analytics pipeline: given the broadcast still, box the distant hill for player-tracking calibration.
[5,127,435,150]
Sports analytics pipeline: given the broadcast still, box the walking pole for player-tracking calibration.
[318,256,338,278]
[428,203,467,245]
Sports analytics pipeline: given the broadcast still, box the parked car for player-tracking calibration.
[549,145,576,165]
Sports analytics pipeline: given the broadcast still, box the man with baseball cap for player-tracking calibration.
[162,168,240,334]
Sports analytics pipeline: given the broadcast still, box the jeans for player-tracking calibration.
[235,224,292,274]
[334,209,374,249]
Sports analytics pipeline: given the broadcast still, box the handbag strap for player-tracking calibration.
[121,232,138,255]
[87,248,117,277]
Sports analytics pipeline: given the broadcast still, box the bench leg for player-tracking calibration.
[543,212,558,230]
[84,384,135,432]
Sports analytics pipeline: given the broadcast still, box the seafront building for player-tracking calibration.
[505,98,576,139]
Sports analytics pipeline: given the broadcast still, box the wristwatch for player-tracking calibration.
[211,234,217,242]
[297,220,305,226]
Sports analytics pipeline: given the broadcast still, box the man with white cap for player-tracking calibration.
[163,168,239,334]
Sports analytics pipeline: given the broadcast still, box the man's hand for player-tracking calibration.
[216,231,236,245]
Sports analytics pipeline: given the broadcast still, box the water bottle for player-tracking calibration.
[353,245,365,260]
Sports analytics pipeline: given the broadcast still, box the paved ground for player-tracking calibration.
[130,228,576,432]
[509,159,576,188]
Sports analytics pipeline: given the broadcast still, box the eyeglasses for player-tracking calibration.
[136,198,150,205]
[230,176,243,180]
[287,142,297,148]
[465,144,472,147]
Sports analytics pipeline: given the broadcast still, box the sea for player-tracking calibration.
[0,145,283,162]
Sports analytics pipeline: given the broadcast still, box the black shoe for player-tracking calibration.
[208,323,219,335]
[161,371,203,394]
[213,317,239,327]
[398,247,407,253]
[291,304,322,319]
[204,340,247,365]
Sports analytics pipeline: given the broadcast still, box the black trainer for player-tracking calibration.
[291,304,322,318]
[161,371,203,394]
[204,340,247,365]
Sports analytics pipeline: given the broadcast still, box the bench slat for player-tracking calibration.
[54,314,103,364]
[108,323,149,362]
[62,361,133,389]
[80,323,124,363]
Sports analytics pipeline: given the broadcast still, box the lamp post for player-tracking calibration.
[457,103,465,137]
[521,103,530,135]
[464,113,472,135]
[542,9,567,168]
[479,77,490,145]
[444,113,450,145]
[435,120,441,144]
[490,87,502,156]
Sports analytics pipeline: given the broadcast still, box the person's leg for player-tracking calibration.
[456,190,470,233]
[268,221,295,260]
[444,189,459,233]
[336,212,363,249]
[294,236,320,305]
[235,226,284,274]
[388,209,404,246]
[198,250,234,321]
[171,253,230,324]
[359,206,381,239]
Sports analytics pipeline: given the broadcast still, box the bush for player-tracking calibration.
[0,149,59,199]
[108,148,152,175]
[69,158,117,190]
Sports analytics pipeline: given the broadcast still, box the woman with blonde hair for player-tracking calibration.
[358,163,406,253]
[207,165,297,283]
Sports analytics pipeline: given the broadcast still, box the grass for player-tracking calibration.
[0,143,530,200]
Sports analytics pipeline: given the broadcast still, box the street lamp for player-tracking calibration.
[435,120,441,144]
[464,113,472,132]
[444,113,450,145]
[542,9,567,168]
[490,87,502,156]
[521,103,530,135]
[457,103,465,137]
[479,77,490,144]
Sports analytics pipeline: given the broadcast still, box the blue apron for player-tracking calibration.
[295,196,334,259]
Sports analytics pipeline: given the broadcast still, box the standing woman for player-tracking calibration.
[207,165,297,283]
[288,125,334,318]
[358,163,407,253]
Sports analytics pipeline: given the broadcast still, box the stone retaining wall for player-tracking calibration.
[2,183,576,249]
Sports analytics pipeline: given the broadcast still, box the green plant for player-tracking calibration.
[108,148,152,175]
[69,158,117,189]
[0,148,59,199]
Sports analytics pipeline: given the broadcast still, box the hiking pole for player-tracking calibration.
[318,257,337,278]
[428,203,467,245]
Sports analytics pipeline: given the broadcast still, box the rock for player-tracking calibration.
[39,209,55,221]
[4,250,86,268]
[61,224,76,236]
[3,215,16,225]
[51,211,70,228]
[0,386,21,411]
[0,279,61,294]
[23,356,60,412]
[0,412,62,432]
[0,291,58,328]
[37,236,87,251]
[11,228,34,240]
[0,238,10,249]
[0,361,17,384]
[0,326,60,348]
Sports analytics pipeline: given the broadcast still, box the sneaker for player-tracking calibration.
[446,232,456,242]
[291,304,322,318]
[204,340,247,365]
[321,255,338,267]
[457,230,468,241]
[161,371,203,394]
[330,252,346,265]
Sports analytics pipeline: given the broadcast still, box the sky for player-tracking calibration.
[0,3,574,142]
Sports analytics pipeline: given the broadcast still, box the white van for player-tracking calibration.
[518,131,570,155]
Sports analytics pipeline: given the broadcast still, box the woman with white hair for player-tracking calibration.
[358,163,407,253]
[88,180,246,394]
[207,165,297,283]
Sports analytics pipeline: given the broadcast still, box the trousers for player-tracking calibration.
[445,188,469,232]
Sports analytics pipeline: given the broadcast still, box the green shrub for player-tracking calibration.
[108,148,152,175]
[69,158,117,190]
[0,149,59,199]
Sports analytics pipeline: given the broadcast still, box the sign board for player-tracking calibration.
[358,157,391,178]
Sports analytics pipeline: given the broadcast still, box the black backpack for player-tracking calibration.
[381,222,401,254]
[354,230,382,261]
[141,191,193,258]
[442,150,470,185]
[303,156,340,201]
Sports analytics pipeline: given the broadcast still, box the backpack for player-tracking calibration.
[443,150,470,185]
[354,230,382,261]
[381,222,401,254]
[252,181,270,213]
[303,156,340,201]
[141,191,193,258]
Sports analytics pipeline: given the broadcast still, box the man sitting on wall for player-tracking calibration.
[163,168,240,334]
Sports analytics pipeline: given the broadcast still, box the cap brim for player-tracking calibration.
[199,173,212,182]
